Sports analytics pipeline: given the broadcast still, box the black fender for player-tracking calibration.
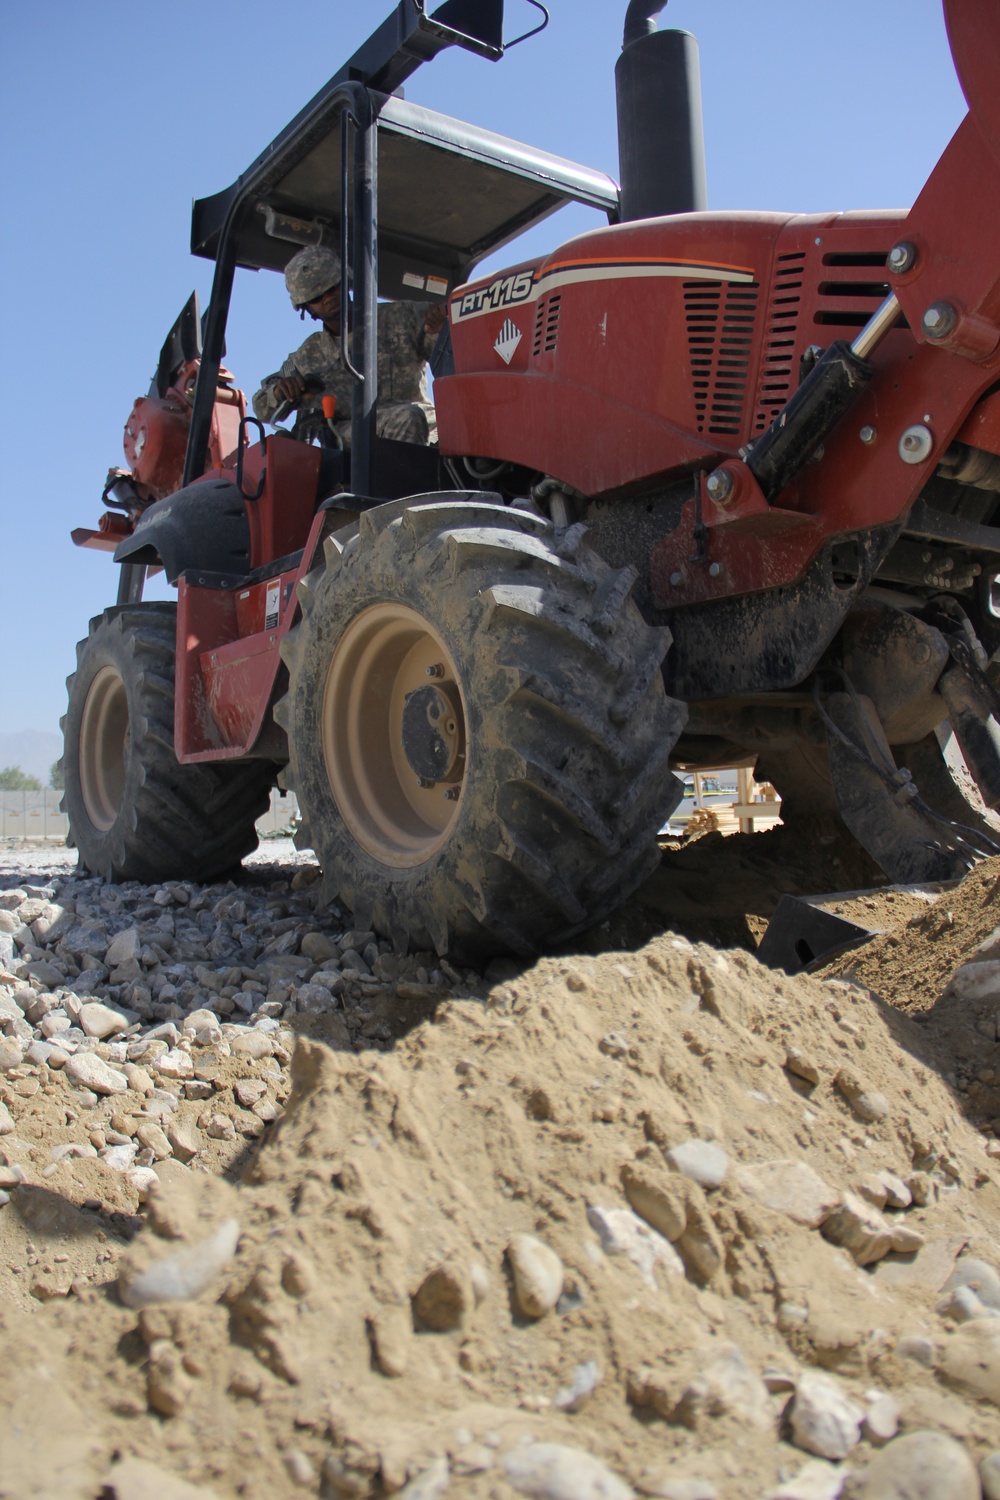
[114,476,250,584]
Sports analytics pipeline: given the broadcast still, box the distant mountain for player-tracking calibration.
[0,730,63,785]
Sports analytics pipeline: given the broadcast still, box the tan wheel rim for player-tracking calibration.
[79,665,130,832]
[322,603,467,867]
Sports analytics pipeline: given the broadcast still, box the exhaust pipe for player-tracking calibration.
[616,1,707,221]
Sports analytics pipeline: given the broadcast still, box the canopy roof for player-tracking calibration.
[191,92,620,302]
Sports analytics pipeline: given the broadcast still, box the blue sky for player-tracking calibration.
[0,1,967,743]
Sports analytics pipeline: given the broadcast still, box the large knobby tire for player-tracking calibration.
[276,497,687,959]
[61,603,274,883]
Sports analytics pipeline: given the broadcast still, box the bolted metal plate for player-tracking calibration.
[401,684,462,784]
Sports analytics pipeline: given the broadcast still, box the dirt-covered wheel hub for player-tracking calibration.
[77,665,130,833]
[322,602,467,865]
[278,496,687,958]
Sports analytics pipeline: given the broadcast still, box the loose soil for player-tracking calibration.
[4,831,1000,1500]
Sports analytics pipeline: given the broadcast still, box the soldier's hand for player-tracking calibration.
[273,373,306,404]
[424,303,447,339]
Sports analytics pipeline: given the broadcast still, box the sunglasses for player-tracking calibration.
[298,284,342,311]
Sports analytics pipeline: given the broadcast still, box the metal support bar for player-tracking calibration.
[350,99,378,498]
[116,562,146,606]
[904,497,1000,554]
[851,292,901,361]
[183,82,374,489]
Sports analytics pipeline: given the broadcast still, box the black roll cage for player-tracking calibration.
[185,81,380,497]
[181,0,620,505]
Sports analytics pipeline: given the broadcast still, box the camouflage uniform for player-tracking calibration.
[252,301,438,445]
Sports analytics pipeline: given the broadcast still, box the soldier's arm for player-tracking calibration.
[404,301,445,363]
[252,355,306,423]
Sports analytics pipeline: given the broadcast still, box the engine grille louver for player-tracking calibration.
[532,292,561,356]
[752,248,891,432]
[684,281,760,437]
[752,252,805,434]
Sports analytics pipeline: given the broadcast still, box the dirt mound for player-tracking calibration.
[5,913,1000,1498]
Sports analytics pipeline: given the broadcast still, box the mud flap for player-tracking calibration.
[824,691,974,885]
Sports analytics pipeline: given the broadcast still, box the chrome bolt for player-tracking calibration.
[416,776,435,789]
[888,241,917,274]
[859,425,877,445]
[708,561,722,578]
[899,424,934,464]
[922,302,957,339]
[444,787,460,801]
[669,571,683,587]
[706,468,735,504]
[426,663,445,677]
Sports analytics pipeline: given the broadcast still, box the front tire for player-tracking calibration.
[62,604,274,883]
[277,497,687,958]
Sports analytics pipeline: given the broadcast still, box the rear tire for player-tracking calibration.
[277,497,687,958]
[61,603,274,883]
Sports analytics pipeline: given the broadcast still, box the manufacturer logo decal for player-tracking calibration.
[456,270,534,323]
[452,258,756,324]
[494,319,522,364]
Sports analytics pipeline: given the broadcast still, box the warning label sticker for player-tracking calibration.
[265,580,280,632]
[493,318,522,364]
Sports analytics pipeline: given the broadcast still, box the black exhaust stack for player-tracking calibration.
[616,2,707,221]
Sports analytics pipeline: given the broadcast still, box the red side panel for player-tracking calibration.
[175,580,241,758]
[173,510,331,763]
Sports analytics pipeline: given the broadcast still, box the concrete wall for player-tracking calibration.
[0,787,299,844]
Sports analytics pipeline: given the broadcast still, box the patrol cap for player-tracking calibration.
[284,245,342,308]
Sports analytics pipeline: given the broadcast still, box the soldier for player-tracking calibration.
[252,244,445,445]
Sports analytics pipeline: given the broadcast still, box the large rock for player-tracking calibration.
[587,1205,684,1286]
[851,1430,979,1499]
[103,1457,224,1499]
[412,1263,469,1332]
[942,1256,1000,1310]
[502,1443,633,1500]
[982,1451,1000,1500]
[64,1053,129,1095]
[735,1160,840,1228]
[820,1193,893,1266]
[947,958,1000,1002]
[118,1176,240,1308]
[938,1318,1000,1404]
[507,1232,564,1319]
[664,1140,729,1189]
[105,928,142,968]
[79,1002,132,1039]
[299,931,340,963]
[621,1162,686,1241]
[834,1067,890,1123]
[789,1371,864,1460]
[0,1038,23,1072]
[768,1462,844,1500]
[674,1344,772,1431]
